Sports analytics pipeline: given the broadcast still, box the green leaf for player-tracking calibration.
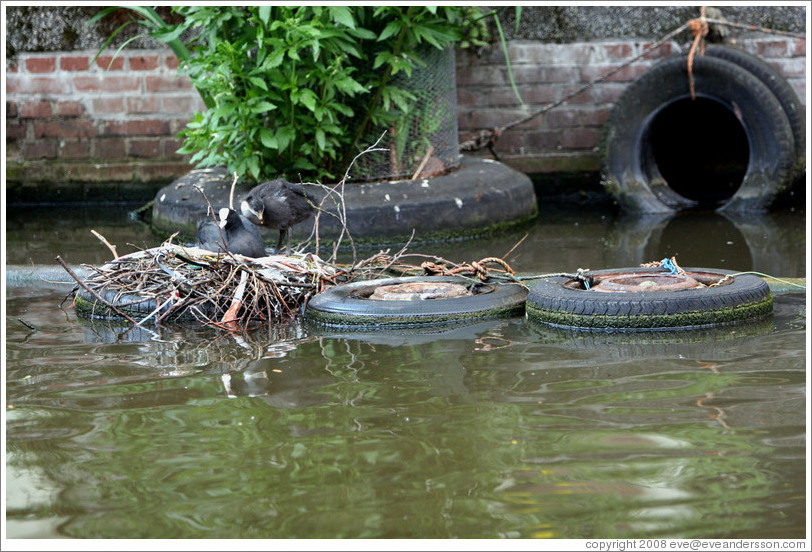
[250,101,277,114]
[259,128,278,149]
[377,21,402,42]
[247,155,260,180]
[315,128,326,151]
[329,7,355,29]
[248,76,268,91]
[258,5,271,25]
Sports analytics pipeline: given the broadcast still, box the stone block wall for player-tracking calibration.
[5,36,807,195]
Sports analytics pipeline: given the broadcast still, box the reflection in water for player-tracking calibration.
[4,202,807,540]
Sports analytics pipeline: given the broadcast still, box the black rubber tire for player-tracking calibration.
[700,44,805,179]
[75,287,214,322]
[601,54,796,213]
[306,276,528,328]
[526,267,773,330]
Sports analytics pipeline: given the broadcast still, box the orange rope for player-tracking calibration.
[686,6,710,100]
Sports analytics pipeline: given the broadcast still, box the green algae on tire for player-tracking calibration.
[306,276,527,328]
[526,267,773,330]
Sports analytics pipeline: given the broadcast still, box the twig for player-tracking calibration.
[90,229,119,259]
[229,171,239,211]
[56,255,139,325]
[411,145,435,180]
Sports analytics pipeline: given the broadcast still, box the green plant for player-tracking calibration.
[93,6,488,184]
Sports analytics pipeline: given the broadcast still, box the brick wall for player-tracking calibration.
[5,37,807,191]
[456,36,807,175]
[6,49,205,188]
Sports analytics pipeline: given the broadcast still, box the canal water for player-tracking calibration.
[4,201,807,539]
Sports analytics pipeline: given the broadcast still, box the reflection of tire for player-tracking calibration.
[601,54,795,213]
[526,267,772,330]
[306,276,527,328]
[526,315,774,361]
[701,45,805,179]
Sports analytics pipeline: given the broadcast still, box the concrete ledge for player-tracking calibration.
[151,156,539,246]
[6,159,191,203]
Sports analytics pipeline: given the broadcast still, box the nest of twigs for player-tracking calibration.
[66,238,521,332]
[62,135,523,332]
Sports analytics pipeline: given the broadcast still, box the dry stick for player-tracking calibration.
[411,145,435,180]
[228,171,239,211]
[56,255,139,326]
[502,232,529,261]
[703,17,806,39]
[90,229,119,259]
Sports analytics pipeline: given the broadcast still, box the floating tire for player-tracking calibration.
[526,267,772,330]
[75,287,213,322]
[601,54,796,213]
[306,276,528,328]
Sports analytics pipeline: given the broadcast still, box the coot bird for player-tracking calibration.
[240,179,314,254]
[196,207,267,258]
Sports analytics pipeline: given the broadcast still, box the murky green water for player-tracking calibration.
[4,202,807,539]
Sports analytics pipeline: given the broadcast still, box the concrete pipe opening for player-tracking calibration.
[645,97,749,207]
[602,54,795,213]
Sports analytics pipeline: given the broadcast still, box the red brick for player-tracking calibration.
[5,119,27,140]
[161,95,199,114]
[92,97,126,114]
[25,56,56,73]
[59,140,92,159]
[165,55,181,70]
[163,137,187,156]
[34,119,97,139]
[20,100,53,119]
[753,40,790,59]
[6,76,71,95]
[545,109,580,128]
[24,140,59,158]
[127,96,161,114]
[128,138,162,157]
[792,38,806,56]
[523,130,561,150]
[580,107,611,126]
[95,138,128,159]
[57,101,86,117]
[561,128,599,150]
[604,43,633,61]
[580,64,647,83]
[642,42,675,60]
[145,75,194,92]
[7,101,19,118]
[130,54,160,70]
[95,55,126,71]
[74,75,141,93]
[60,55,90,71]
[103,119,170,136]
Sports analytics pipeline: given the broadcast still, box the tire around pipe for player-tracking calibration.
[601,54,796,213]
[306,276,528,328]
[526,267,773,330]
[700,44,805,179]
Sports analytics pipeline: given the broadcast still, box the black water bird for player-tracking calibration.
[196,207,267,258]
[240,179,314,254]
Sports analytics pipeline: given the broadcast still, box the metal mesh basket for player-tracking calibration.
[353,45,460,182]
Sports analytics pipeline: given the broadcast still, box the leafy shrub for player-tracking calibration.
[96,6,487,183]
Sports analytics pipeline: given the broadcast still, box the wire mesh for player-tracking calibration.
[353,45,460,182]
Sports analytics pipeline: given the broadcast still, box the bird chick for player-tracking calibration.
[197,207,266,258]
[240,179,314,254]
